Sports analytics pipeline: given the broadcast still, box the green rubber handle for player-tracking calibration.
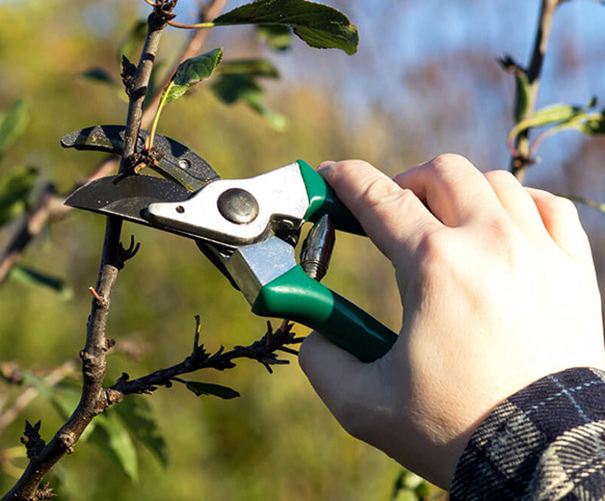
[297,160,364,235]
[252,266,397,362]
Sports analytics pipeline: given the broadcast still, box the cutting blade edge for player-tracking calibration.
[65,174,191,227]
[65,174,239,251]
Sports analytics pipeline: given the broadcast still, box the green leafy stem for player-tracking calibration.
[507,96,605,163]
[142,0,359,55]
[147,48,224,149]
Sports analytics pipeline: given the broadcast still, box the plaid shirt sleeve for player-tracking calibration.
[450,367,605,501]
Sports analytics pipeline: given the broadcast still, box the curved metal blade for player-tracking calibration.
[66,174,237,284]
[61,125,220,191]
[65,174,190,228]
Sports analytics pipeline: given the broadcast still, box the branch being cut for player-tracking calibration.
[1,3,177,499]
[0,0,229,285]
[508,0,561,181]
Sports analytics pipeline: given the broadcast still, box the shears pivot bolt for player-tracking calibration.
[217,188,260,225]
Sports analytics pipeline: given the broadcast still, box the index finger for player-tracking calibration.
[318,160,441,265]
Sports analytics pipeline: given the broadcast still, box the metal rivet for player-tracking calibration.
[176,206,185,214]
[217,188,259,224]
[178,159,190,170]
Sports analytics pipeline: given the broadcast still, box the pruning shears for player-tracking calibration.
[62,125,397,362]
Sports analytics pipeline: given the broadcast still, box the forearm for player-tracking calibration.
[451,367,605,500]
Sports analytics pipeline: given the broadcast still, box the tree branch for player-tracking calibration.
[107,320,303,402]
[0,0,229,285]
[509,0,561,182]
[141,0,229,126]
[1,3,176,499]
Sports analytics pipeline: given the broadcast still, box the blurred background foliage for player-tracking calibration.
[0,0,603,499]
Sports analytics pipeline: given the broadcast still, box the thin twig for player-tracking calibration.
[107,321,303,401]
[141,0,229,126]
[509,0,561,181]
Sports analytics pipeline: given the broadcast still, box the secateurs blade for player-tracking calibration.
[63,126,398,362]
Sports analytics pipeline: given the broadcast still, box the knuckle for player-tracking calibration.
[537,192,580,220]
[332,159,374,177]
[485,169,518,185]
[359,176,406,209]
[554,196,579,217]
[428,153,473,174]
[416,229,451,271]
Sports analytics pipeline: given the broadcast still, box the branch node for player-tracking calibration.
[121,55,137,97]
[105,338,116,352]
[149,0,178,30]
[498,54,526,77]
[88,286,108,308]
[193,315,202,351]
[58,432,76,455]
[21,420,45,460]
[117,235,141,269]
[35,482,58,500]
[105,388,124,406]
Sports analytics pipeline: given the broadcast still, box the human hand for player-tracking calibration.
[298,155,604,489]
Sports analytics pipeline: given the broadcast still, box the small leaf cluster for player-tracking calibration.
[508,96,605,160]
[83,0,358,134]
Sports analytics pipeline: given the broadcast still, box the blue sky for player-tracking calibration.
[154,0,605,201]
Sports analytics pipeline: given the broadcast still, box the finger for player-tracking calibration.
[525,188,593,260]
[318,160,441,265]
[393,154,502,227]
[483,170,548,235]
[299,331,390,437]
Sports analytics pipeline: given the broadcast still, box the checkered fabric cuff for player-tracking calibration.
[450,367,605,501]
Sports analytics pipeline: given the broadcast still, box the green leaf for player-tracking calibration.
[114,397,169,467]
[91,410,139,482]
[212,74,262,104]
[0,99,29,156]
[508,97,598,151]
[213,0,359,55]
[81,68,118,87]
[218,59,280,79]
[577,113,605,135]
[162,48,223,105]
[529,103,586,127]
[185,381,240,399]
[9,265,73,300]
[0,167,39,226]
[256,24,293,51]
[211,74,287,130]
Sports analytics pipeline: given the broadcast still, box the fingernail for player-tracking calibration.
[317,161,336,172]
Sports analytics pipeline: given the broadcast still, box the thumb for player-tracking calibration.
[299,332,393,440]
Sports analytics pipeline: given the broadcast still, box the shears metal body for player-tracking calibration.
[63,125,397,362]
